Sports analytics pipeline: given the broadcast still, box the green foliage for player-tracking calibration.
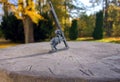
[0,13,54,42]
[34,12,54,41]
[78,13,95,37]
[93,11,103,40]
[106,5,120,37]
[0,25,4,38]
[69,19,78,40]
[64,25,70,39]
[0,14,24,42]
[112,23,120,37]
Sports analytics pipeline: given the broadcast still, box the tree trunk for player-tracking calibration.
[104,0,111,37]
[106,21,113,37]
[3,0,8,17]
[23,16,34,43]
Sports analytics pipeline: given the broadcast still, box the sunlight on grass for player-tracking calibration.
[77,37,93,41]
[97,37,120,43]
[0,43,19,48]
[77,37,120,43]
[0,39,20,49]
[0,37,119,49]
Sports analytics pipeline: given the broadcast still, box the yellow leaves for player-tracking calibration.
[25,10,44,24]
[0,0,7,3]
[107,5,119,21]
[28,0,34,6]
[18,0,23,3]
[10,5,17,12]
[1,0,44,24]
[15,12,23,20]
[107,17,113,21]
[21,0,44,24]
[26,1,35,10]
[18,5,23,11]
[16,0,44,24]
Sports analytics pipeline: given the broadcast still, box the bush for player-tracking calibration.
[64,25,70,39]
[0,25,4,38]
[93,11,103,40]
[34,12,54,41]
[0,13,54,42]
[69,19,78,40]
[78,14,95,37]
[0,14,24,42]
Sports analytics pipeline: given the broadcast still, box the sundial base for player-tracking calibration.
[49,47,69,53]
[0,42,120,82]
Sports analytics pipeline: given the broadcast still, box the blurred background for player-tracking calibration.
[0,0,120,48]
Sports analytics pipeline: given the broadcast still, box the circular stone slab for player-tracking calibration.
[0,42,120,82]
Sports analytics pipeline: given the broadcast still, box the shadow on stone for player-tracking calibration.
[0,51,49,61]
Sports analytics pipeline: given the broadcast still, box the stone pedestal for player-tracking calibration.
[0,42,120,82]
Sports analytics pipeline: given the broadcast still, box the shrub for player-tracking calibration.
[93,11,103,40]
[34,12,54,41]
[69,19,78,40]
[0,14,24,42]
[0,13,54,42]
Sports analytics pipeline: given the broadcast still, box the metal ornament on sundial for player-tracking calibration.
[48,0,69,51]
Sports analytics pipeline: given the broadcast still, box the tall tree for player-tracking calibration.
[104,0,112,37]
[69,19,78,40]
[78,13,95,37]
[35,0,48,14]
[0,0,43,43]
[93,11,103,39]
[103,0,120,37]
[0,0,8,16]
[17,0,44,43]
[107,0,120,37]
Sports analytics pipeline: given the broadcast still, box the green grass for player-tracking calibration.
[77,37,120,43]
[0,37,119,49]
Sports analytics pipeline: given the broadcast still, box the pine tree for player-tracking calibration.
[69,19,78,40]
[93,11,103,39]
[0,14,24,42]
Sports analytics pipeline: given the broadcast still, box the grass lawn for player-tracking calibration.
[0,37,119,49]
[0,39,21,49]
[77,37,120,43]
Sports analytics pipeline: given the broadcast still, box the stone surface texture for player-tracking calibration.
[0,42,120,82]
